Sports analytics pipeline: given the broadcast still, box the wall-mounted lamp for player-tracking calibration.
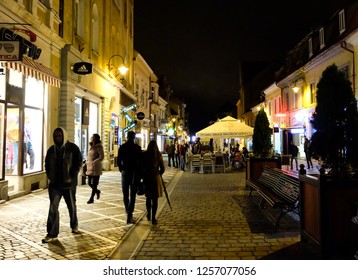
[107,54,129,77]
[292,83,300,93]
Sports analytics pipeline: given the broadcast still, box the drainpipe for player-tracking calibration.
[341,41,356,93]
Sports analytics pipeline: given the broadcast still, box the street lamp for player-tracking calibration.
[107,54,129,77]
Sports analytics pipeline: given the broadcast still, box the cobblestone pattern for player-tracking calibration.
[0,169,178,260]
[133,172,300,260]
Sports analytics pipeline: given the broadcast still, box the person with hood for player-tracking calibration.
[43,127,82,243]
[85,133,104,204]
[117,131,142,224]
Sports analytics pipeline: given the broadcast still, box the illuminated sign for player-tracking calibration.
[0,28,41,60]
[72,62,93,75]
[123,121,137,133]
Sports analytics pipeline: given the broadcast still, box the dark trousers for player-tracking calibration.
[88,175,100,200]
[305,153,313,169]
[174,153,179,168]
[46,185,78,237]
[121,171,137,217]
[146,197,158,220]
[168,153,175,167]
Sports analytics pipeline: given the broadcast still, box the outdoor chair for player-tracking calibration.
[202,153,214,173]
[214,155,226,173]
[190,154,201,173]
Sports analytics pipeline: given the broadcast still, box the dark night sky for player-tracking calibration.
[134,0,353,135]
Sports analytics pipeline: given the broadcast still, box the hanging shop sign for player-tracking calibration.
[0,28,41,60]
[136,112,145,120]
[0,41,20,60]
[72,62,93,75]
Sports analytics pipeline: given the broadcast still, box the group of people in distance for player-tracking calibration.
[165,138,190,171]
[42,129,164,243]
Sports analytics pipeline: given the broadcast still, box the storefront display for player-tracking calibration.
[4,73,44,176]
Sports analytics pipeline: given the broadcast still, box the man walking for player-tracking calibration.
[43,127,82,243]
[289,140,299,171]
[304,137,313,169]
[117,131,142,224]
[166,140,175,167]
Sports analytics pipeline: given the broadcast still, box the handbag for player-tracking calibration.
[81,162,87,176]
[136,179,145,195]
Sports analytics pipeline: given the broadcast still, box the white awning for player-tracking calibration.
[1,56,61,88]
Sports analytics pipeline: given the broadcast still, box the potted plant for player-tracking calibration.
[246,108,281,181]
[299,64,358,259]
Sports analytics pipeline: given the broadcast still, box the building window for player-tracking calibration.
[0,103,4,179]
[339,10,346,34]
[5,75,45,176]
[294,92,300,109]
[308,38,313,57]
[124,0,128,27]
[268,101,272,116]
[276,97,281,113]
[91,4,99,52]
[319,27,325,49]
[76,0,85,38]
[339,65,349,80]
[310,83,316,104]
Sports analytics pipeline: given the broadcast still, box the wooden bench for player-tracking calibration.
[246,166,300,226]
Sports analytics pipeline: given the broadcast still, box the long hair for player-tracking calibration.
[146,140,162,164]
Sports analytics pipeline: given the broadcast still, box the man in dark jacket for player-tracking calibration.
[117,131,142,223]
[43,127,82,243]
[289,140,299,171]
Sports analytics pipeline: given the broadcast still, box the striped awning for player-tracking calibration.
[1,56,61,88]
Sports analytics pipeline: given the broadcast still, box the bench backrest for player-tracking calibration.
[257,167,283,189]
[273,173,299,204]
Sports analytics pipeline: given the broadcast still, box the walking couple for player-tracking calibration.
[117,131,165,225]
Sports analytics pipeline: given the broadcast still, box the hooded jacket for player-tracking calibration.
[45,127,82,189]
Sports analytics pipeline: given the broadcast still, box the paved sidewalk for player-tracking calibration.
[111,169,320,260]
[0,158,320,260]
[0,168,178,260]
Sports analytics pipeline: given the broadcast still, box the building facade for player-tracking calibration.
[0,0,135,201]
[239,2,358,159]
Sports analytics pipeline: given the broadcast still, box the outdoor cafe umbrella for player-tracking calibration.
[196,116,253,138]
[161,175,172,211]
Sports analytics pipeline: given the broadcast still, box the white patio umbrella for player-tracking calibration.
[196,116,253,138]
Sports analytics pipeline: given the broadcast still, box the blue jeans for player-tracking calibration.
[180,155,186,171]
[121,170,137,217]
[46,185,78,238]
[291,156,298,170]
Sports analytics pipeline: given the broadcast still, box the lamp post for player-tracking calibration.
[107,54,129,77]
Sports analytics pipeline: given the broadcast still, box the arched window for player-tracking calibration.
[76,0,85,38]
[92,3,99,52]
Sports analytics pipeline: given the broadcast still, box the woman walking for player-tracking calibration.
[142,140,165,225]
[86,134,104,204]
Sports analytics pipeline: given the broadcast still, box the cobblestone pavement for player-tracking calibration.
[127,170,307,260]
[108,157,320,260]
[0,167,178,260]
[0,157,320,260]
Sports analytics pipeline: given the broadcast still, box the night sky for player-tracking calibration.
[134,0,353,135]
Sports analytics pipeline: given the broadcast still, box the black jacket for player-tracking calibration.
[117,140,142,172]
[45,127,82,189]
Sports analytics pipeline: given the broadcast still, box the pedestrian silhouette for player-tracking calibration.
[43,127,82,243]
[142,140,165,225]
[117,131,142,224]
[85,134,104,204]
